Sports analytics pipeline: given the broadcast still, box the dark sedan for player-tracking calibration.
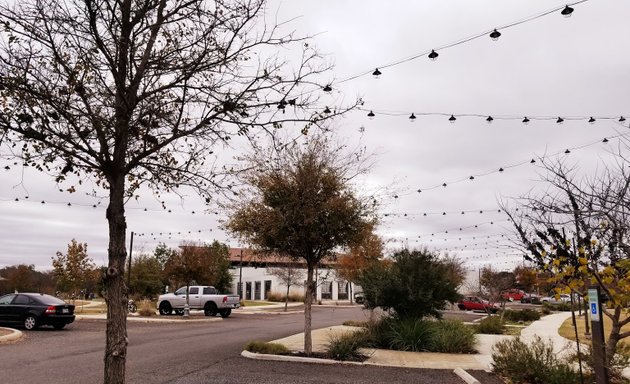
[0,293,75,330]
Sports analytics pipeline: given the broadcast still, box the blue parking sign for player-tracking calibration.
[591,303,597,315]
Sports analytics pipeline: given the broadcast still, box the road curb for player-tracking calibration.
[241,350,362,365]
[453,368,481,384]
[0,327,23,344]
[76,315,223,323]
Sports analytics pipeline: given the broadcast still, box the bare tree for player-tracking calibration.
[268,259,304,311]
[502,146,630,363]
[0,1,354,382]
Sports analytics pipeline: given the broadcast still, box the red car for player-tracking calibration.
[501,289,526,302]
[457,296,499,313]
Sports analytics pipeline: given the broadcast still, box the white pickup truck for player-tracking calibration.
[157,286,240,318]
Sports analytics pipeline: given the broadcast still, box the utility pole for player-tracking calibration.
[127,231,134,290]
[239,249,243,299]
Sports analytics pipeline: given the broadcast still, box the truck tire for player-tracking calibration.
[159,302,173,316]
[219,309,231,318]
[204,302,218,317]
[175,309,184,316]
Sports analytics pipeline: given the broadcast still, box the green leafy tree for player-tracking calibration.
[52,239,97,296]
[0,0,354,380]
[0,264,55,293]
[129,255,164,299]
[162,240,233,292]
[357,248,461,319]
[226,135,375,355]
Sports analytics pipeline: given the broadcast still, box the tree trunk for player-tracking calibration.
[285,284,290,312]
[605,307,622,364]
[304,264,315,355]
[103,174,129,384]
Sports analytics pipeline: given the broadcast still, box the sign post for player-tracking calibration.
[588,286,609,384]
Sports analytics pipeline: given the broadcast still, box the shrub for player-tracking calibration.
[492,336,582,384]
[502,309,541,323]
[431,319,476,353]
[542,301,578,312]
[356,248,461,319]
[364,317,476,354]
[287,292,305,302]
[541,306,551,315]
[263,292,305,302]
[244,341,289,355]
[137,299,155,317]
[326,331,367,361]
[264,292,284,302]
[342,320,368,327]
[476,315,505,334]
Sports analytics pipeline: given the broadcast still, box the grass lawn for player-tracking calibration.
[559,312,630,356]
[241,300,275,307]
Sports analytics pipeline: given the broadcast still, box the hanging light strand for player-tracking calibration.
[337,0,590,83]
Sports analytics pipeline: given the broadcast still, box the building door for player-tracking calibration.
[245,282,252,300]
[254,281,261,300]
[264,280,272,300]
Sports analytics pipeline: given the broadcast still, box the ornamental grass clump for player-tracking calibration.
[326,331,367,361]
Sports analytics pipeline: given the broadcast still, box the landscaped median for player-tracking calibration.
[0,327,23,344]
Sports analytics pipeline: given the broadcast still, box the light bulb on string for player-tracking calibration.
[556,117,564,124]
[372,68,382,78]
[409,113,416,122]
[486,116,494,123]
[561,5,574,17]
[428,50,439,60]
[367,110,375,119]
[522,116,530,124]
[323,85,332,92]
[602,138,609,143]
[619,116,626,122]
[448,115,456,123]
[489,29,501,41]
[588,117,596,124]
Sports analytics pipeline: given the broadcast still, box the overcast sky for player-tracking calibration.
[1,0,629,272]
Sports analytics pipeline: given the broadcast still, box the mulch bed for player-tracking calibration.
[285,351,369,362]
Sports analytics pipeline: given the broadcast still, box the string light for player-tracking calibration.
[409,113,417,122]
[336,0,590,84]
[357,108,628,124]
[489,29,501,41]
[372,68,382,78]
[561,5,574,17]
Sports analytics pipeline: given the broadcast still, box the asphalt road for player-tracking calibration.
[0,307,503,384]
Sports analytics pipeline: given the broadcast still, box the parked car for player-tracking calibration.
[501,289,526,302]
[157,285,240,318]
[457,296,499,313]
[353,292,364,304]
[520,293,542,304]
[0,293,75,330]
[540,293,572,304]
